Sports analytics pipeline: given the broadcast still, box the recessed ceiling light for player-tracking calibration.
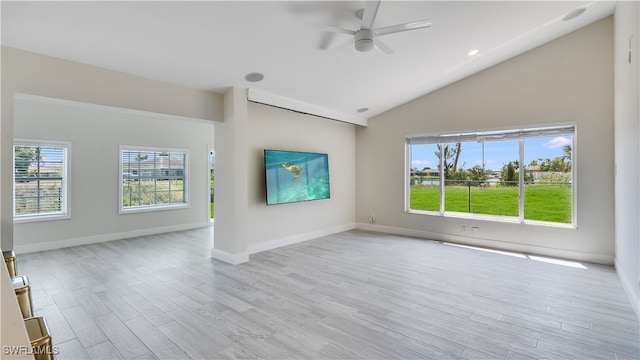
[244,72,264,82]
[563,7,587,21]
[356,107,369,113]
[467,49,479,57]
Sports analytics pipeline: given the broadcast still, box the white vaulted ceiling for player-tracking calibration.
[1,1,616,124]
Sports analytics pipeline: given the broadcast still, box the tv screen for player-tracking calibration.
[264,149,330,205]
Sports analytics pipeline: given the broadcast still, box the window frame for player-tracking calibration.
[405,124,576,228]
[13,139,71,223]
[119,145,189,214]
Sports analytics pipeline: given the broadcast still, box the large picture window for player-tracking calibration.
[407,125,575,226]
[13,140,69,221]
[120,147,188,213]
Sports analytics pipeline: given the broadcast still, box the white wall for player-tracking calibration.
[613,1,640,317]
[1,46,222,251]
[356,17,614,263]
[246,102,356,253]
[12,95,214,253]
[211,92,356,263]
[212,87,250,264]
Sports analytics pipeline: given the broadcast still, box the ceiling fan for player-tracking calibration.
[318,0,432,54]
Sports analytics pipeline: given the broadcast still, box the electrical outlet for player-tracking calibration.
[472,227,479,236]
[461,226,467,233]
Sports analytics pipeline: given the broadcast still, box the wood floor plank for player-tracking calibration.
[132,352,159,360]
[54,338,90,360]
[69,286,112,318]
[123,316,191,359]
[318,341,360,359]
[84,341,125,360]
[166,279,215,305]
[240,307,332,353]
[121,290,173,327]
[130,282,180,313]
[95,288,141,322]
[436,313,565,360]
[93,313,149,359]
[35,303,77,344]
[157,320,221,359]
[31,293,56,314]
[60,305,108,348]
[165,304,235,350]
[40,275,66,296]
[52,290,80,310]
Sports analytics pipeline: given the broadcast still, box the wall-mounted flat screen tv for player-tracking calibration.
[264,149,330,205]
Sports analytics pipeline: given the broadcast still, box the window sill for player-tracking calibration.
[407,209,576,229]
[14,213,70,224]
[119,203,188,215]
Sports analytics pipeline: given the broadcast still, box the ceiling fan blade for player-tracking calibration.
[374,19,432,37]
[361,0,381,30]
[318,32,337,50]
[326,37,354,52]
[374,39,394,55]
[317,24,356,36]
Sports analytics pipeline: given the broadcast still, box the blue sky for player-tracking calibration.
[411,136,572,171]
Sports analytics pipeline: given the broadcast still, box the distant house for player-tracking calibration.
[412,168,440,177]
[30,166,61,178]
[423,168,440,177]
[15,166,62,182]
[122,155,185,180]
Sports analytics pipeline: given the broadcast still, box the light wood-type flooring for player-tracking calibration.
[16,227,640,359]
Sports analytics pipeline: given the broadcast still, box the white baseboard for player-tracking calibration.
[14,222,210,254]
[247,223,356,255]
[615,258,640,320]
[356,223,614,265]
[211,249,249,265]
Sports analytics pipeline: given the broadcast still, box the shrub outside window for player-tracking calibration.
[120,146,188,213]
[13,140,70,222]
[407,125,575,226]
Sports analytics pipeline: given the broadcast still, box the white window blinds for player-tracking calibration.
[407,125,575,145]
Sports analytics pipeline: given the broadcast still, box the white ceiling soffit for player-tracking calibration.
[247,88,368,126]
[0,1,616,127]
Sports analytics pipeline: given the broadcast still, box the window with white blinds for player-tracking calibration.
[120,146,188,213]
[406,125,575,226]
[13,140,69,221]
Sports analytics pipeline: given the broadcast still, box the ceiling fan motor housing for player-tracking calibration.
[354,29,374,52]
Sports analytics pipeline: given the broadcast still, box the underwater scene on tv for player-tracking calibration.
[264,150,330,205]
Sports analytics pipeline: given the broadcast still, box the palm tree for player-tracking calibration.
[434,143,462,179]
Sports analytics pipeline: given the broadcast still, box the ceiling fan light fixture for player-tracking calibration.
[354,29,374,52]
[355,39,374,52]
